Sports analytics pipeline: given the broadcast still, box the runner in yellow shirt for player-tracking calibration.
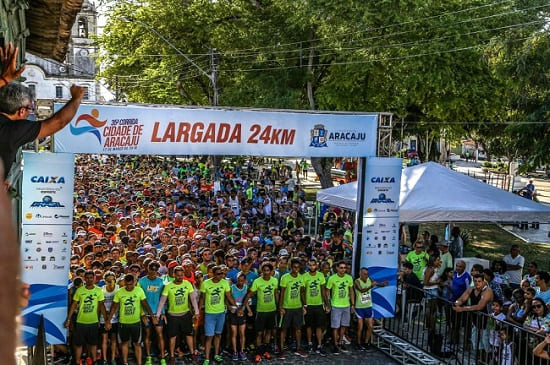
[65,270,107,365]
[106,274,157,365]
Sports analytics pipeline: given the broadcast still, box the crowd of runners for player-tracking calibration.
[63,155,378,365]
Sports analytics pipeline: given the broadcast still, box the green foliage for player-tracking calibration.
[95,0,549,168]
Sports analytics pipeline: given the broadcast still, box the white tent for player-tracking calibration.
[316,162,550,222]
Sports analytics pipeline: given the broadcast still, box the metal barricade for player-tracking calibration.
[382,281,549,365]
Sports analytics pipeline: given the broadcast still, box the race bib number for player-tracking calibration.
[264,293,273,303]
[360,293,371,304]
[290,289,299,299]
[338,288,346,299]
[175,296,184,305]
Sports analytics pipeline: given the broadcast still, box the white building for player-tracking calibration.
[21,0,101,102]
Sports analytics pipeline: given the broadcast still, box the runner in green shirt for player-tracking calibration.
[279,258,307,358]
[158,266,199,363]
[243,262,279,363]
[107,274,157,365]
[199,266,236,365]
[354,267,388,350]
[303,258,329,354]
[65,270,107,365]
[325,260,355,354]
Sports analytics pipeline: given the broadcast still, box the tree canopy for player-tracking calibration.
[96,0,549,183]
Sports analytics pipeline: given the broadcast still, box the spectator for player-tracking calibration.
[437,240,453,277]
[0,81,84,182]
[536,271,550,305]
[484,268,504,302]
[453,274,494,353]
[503,245,525,289]
[449,227,463,261]
[523,297,550,334]
[523,262,538,288]
[405,240,429,282]
[533,334,550,360]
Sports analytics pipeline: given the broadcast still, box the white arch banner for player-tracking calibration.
[53,104,378,156]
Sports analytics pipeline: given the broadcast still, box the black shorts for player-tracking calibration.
[166,313,193,338]
[99,322,118,335]
[117,322,142,344]
[280,308,303,329]
[255,311,277,332]
[228,311,246,326]
[305,305,326,328]
[74,323,100,346]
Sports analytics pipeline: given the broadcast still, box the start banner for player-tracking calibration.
[53,104,379,157]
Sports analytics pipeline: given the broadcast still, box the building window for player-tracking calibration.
[78,17,88,38]
[55,86,63,99]
[28,84,36,95]
[83,87,89,100]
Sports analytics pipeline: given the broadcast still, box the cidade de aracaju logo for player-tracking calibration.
[310,124,367,148]
[70,108,107,143]
[70,108,144,149]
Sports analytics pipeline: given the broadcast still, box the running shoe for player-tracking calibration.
[160,358,167,365]
[254,354,261,363]
[340,344,349,353]
[342,335,351,345]
[262,352,272,360]
[214,354,223,363]
[294,349,308,358]
[239,352,247,361]
[232,353,239,361]
[145,356,153,365]
[331,346,340,355]
[278,351,286,360]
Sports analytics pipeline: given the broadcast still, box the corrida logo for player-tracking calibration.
[70,109,107,144]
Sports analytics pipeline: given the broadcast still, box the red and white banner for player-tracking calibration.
[54,104,379,157]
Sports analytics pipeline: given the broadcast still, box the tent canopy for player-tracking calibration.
[316,162,550,223]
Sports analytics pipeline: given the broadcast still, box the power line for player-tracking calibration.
[218,20,545,68]
[220,3,549,60]
[223,0,518,55]
[218,35,538,73]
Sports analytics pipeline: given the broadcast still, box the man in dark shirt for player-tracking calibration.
[0,64,84,181]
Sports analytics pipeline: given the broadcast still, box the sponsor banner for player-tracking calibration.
[362,157,401,219]
[20,224,71,345]
[361,157,402,318]
[53,104,378,157]
[22,152,75,225]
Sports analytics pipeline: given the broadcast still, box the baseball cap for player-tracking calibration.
[438,240,450,247]
[279,249,289,256]
[167,261,178,269]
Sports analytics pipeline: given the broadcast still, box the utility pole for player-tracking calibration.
[210,48,220,181]
[211,48,219,107]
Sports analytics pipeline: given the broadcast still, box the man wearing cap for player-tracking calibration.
[158,265,200,365]
[437,240,453,277]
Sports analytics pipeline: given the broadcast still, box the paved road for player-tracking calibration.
[125,348,398,364]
